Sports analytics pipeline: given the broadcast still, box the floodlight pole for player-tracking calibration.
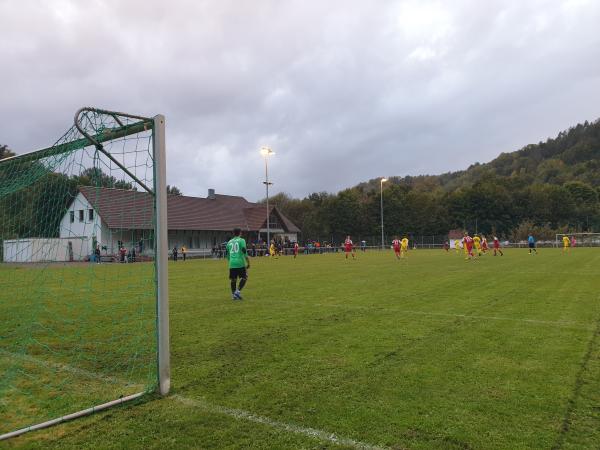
[380,178,387,250]
[261,148,274,248]
[153,114,170,396]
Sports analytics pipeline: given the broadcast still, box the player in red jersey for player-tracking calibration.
[293,241,299,258]
[481,236,489,253]
[463,232,474,260]
[493,236,503,256]
[344,235,355,259]
[392,236,401,259]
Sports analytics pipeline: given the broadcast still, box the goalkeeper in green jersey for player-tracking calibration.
[226,228,250,300]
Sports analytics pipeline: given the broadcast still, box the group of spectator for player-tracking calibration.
[303,240,368,254]
[91,240,140,264]
[211,237,298,258]
[222,238,373,257]
[118,240,139,263]
[248,239,285,257]
[171,246,187,261]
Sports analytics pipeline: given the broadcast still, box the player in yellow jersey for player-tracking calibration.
[473,235,482,256]
[562,235,570,253]
[454,239,461,254]
[269,241,277,258]
[400,237,409,258]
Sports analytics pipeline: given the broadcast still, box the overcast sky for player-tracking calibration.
[2,0,600,201]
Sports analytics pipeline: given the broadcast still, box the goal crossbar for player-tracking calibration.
[0,119,154,167]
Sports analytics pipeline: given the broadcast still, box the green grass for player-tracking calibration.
[2,248,600,449]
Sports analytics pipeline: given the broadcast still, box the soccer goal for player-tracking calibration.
[0,108,170,440]
[555,232,600,247]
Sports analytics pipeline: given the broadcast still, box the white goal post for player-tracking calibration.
[154,113,171,396]
[0,108,170,440]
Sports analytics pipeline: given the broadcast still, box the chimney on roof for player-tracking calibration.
[208,188,216,200]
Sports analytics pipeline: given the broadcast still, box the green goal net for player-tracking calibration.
[0,108,169,439]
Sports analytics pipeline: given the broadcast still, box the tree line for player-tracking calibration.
[266,120,600,242]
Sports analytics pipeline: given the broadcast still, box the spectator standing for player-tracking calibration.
[94,244,101,264]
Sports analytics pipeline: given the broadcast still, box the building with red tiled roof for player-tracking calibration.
[448,229,464,249]
[59,187,300,256]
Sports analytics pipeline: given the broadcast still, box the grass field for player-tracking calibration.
[2,248,600,449]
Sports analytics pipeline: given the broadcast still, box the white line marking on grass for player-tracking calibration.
[172,394,388,450]
[1,350,388,450]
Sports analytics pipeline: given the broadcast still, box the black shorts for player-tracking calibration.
[229,267,248,280]
[528,242,535,248]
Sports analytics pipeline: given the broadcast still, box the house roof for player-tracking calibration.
[78,186,300,233]
[448,229,464,239]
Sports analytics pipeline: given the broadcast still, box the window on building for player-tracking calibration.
[88,209,94,221]
[79,210,84,222]
[268,213,281,229]
[70,211,74,223]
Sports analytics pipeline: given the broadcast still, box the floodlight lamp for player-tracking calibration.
[260,147,274,157]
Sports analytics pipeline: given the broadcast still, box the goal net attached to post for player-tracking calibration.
[555,232,600,247]
[0,108,170,440]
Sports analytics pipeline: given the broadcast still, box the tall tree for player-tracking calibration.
[167,185,182,196]
[0,145,16,160]
[73,167,133,190]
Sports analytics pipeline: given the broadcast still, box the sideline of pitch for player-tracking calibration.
[1,350,387,449]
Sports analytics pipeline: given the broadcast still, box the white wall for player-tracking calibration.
[450,239,463,249]
[3,237,90,263]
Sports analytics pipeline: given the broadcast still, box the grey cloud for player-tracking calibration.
[1,0,600,201]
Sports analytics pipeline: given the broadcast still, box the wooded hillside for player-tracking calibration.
[268,119,600,241]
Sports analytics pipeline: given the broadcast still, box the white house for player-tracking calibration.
[58,186,154,258]
[53,186,301,259]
